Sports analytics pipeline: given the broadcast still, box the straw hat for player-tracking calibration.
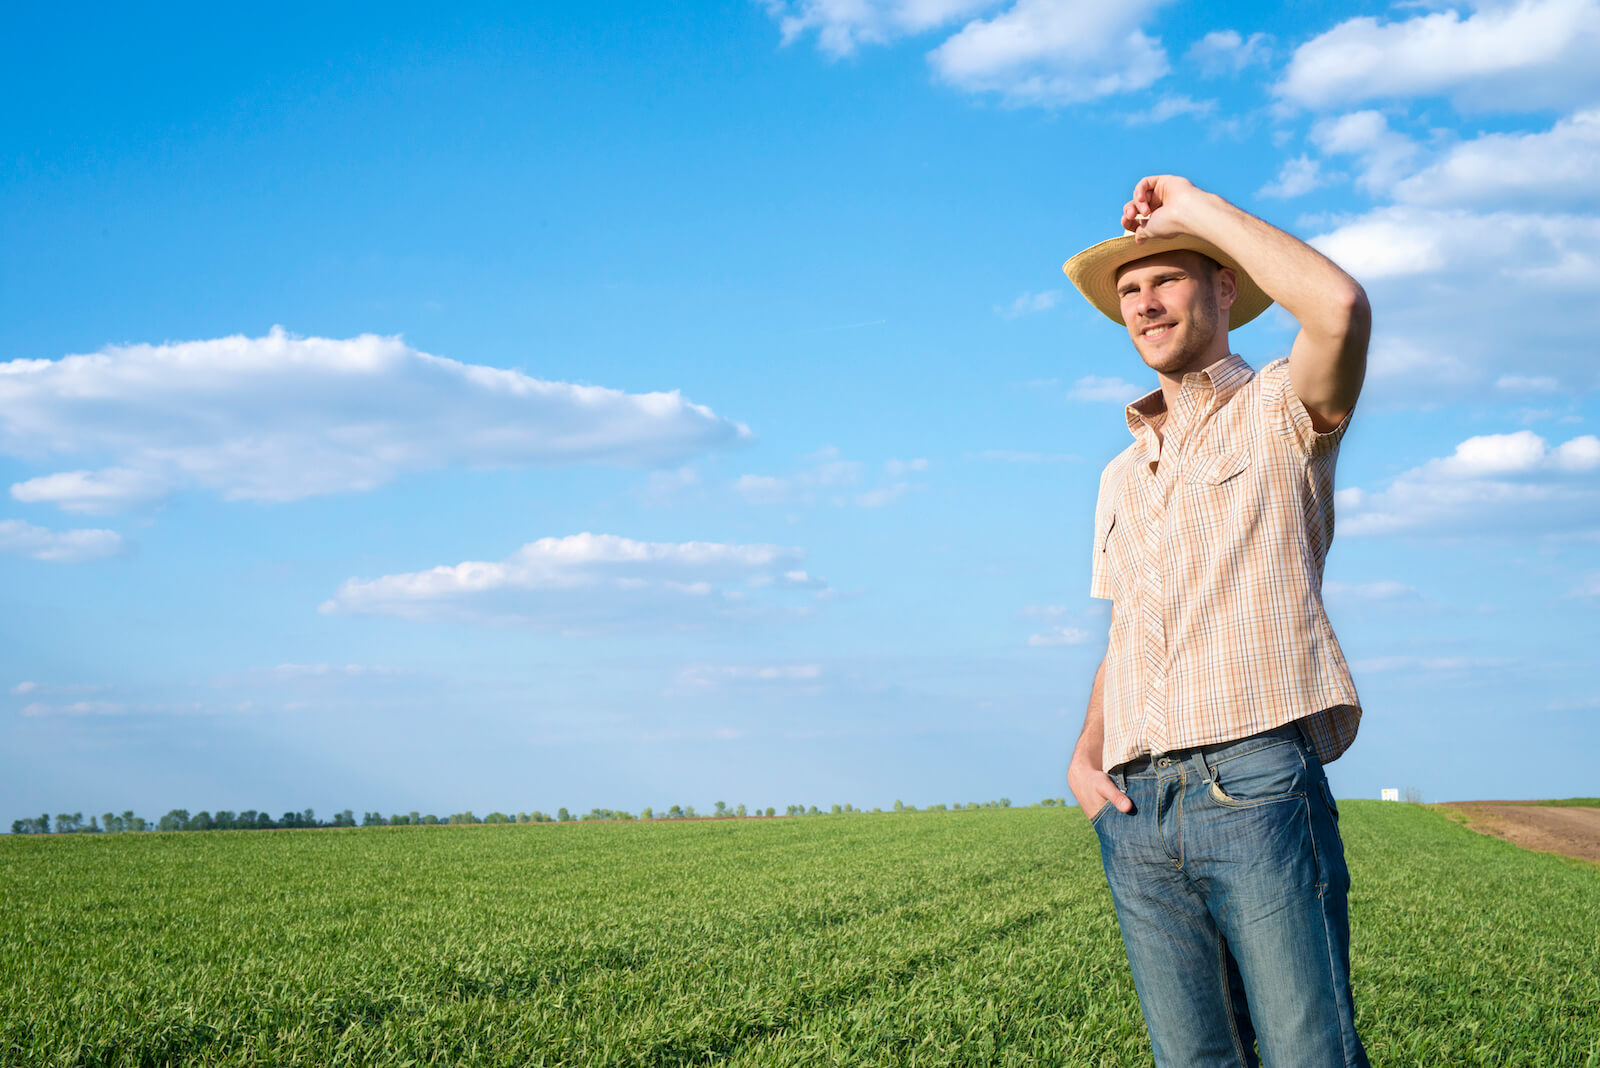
[1062,232,1273,327]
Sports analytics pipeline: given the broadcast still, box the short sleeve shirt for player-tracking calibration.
[1090,354,1360,772]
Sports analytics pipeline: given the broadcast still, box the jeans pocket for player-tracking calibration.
[1089,799,1117,828]
[1318,778,1341,823]
[1207,742,1307,809]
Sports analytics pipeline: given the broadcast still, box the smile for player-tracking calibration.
[1141,323,1175,339]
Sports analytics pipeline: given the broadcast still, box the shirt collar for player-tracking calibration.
[1123,354,1254,441]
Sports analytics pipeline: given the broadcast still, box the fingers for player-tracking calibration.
[1096,775,1133,813]
[1123,179,1167,236]
[1090,771,1132,813]
[1131,175,1161,216]
[1069,765,1134,816]
[1121,203,1157,238]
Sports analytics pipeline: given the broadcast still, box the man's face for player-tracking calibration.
[1115,251,1235,376]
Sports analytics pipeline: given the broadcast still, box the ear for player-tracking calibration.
[1215,267,1238,312]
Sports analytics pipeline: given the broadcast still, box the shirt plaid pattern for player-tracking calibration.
[1090,354,1361,772]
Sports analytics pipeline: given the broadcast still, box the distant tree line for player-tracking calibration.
[13,797,1069,834]
[10,808,361,834]
[11,811,151,835]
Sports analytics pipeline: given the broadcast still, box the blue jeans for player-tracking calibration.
[1090,723,1368,1067]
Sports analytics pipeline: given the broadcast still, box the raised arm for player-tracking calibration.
[1067,658,1132,820]
[1123,174,1370,432]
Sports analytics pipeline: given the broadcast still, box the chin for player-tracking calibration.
[1134,346,1187,375]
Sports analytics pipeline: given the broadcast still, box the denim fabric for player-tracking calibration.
[1091,724,1368,1067]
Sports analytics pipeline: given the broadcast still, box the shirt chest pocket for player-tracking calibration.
[1099,510,1138,599]
[1183,448,1252,486]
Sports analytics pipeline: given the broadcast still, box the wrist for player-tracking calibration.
[1174,188,1235,238]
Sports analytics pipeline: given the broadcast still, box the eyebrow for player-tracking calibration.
[1118,270,1187,295]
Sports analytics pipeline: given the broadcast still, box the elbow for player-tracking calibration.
[1312,281,1371,353]
[1342,280,1371,335]
[1325,279,1369,337]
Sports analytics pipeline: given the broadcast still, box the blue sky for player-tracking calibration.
[4,0,1598,822]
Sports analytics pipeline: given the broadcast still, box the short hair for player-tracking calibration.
[1182,252,1222,301]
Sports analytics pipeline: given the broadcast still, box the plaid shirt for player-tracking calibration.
[1090,354,1361,772]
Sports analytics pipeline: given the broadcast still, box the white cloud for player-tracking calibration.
[1277,0,1600,112]
[765,0,1176,106]
[1496,375,1561,393]
[1311,208,1450,280]
[0,328,748,513]
[1389,108,1600,209]
[673,662,825,692]
[997,289,1063,318]
[12,681,36,694]
[1310,111,1419,193]
[734,461,860,503]
[1028,625,1091,646]
[738,449,922,507]
[268,663,396,679]
[1068,375,1145,403]
[884,457,928,476]
[20,700,125,717]
[763,0,1002,57]
[1570,572,1600,597]
[640,465,702,506]
[1265,108,1600,393]
[1123,95,1217,125]
[927,0,1172,106]
[1426,431,1600,475]
[1257,154,1326,199]
[10,468,167,514]
[0,519,124,562]
[855,483,911,507]
[320,532,828,628]
[1309,205,1600,387]
[1187,29,1272,76]
[782,569,830,589]
[1338,431,1600,536]
[733,474,795,505]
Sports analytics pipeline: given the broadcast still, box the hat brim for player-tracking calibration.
[1062,233,1273,328]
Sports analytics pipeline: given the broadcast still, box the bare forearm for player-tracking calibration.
[1125,175,1370,428]
[1172,190,1366,347]
[1068,658,1130,815]
[1072,659,1107,770]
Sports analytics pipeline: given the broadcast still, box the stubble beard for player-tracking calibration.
[1134,284,1221,378]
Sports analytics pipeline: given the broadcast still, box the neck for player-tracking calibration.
[1154,344,1233,415]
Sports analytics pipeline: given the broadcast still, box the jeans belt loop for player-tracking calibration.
[1294,719,1313,751]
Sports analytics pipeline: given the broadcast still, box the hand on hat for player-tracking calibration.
[1121,174,1202,244]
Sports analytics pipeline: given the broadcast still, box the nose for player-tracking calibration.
[1133,286,1164,319]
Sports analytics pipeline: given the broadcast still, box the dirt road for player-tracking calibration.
[1441,802,1600,864]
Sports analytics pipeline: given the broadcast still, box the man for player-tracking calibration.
[1062,174,1371,1068]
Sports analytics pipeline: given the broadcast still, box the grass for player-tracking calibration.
[2,803,1597,1066]
[1536,798,1600,808]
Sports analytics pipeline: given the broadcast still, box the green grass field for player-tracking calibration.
[3,803,1597,1067]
